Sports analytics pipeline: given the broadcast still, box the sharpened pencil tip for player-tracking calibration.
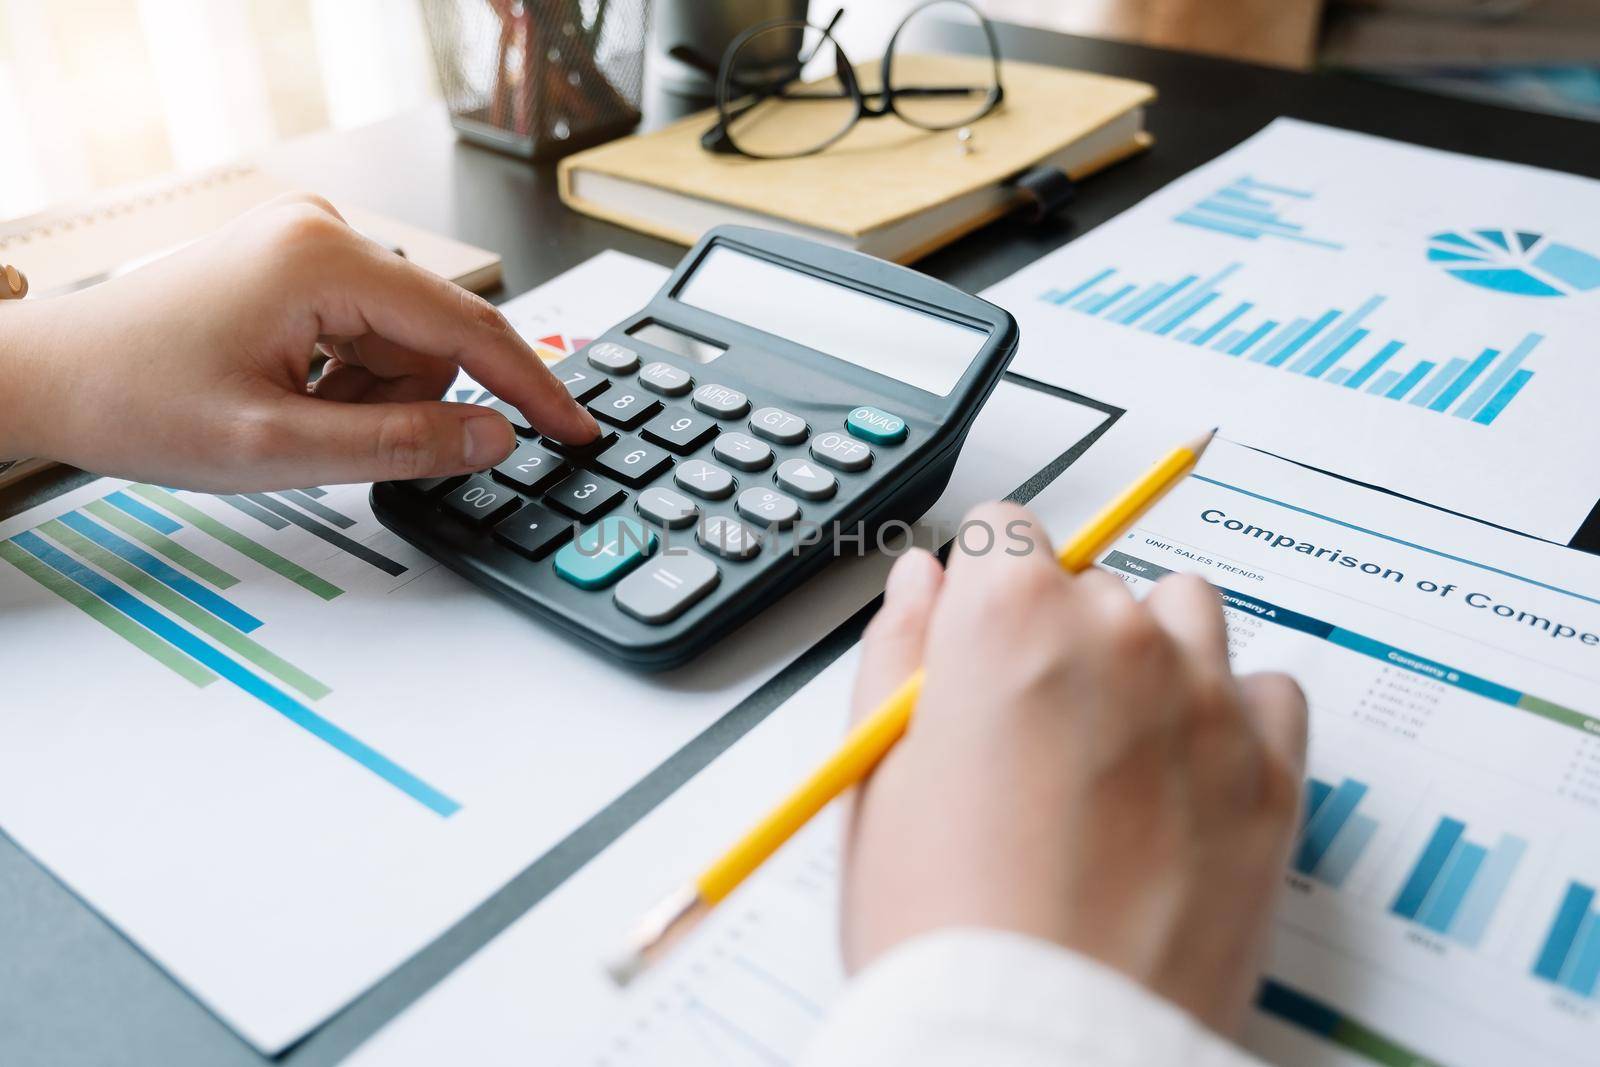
[605,884,706,988]
[1185,427,1219,458]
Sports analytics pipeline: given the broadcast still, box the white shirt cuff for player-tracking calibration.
[802,928,1267,1067]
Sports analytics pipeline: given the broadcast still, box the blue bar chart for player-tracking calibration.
[1390,817,1527,947]
[1174,175,1344,250]
[1532,882,1600,999]
[1038,263,1541,425]
[0,487,456,816]
[1293,776,1378,887]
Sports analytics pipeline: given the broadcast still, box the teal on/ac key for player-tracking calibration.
[846,406,908,444]
[554,517,658,589]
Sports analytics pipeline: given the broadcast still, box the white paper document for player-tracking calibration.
[0,252,1106,1052]
[984,118,1600,541]
[352,430,1600,1067]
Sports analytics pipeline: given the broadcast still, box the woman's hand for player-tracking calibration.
[0,194,599,490]
[842,503,1308,1036]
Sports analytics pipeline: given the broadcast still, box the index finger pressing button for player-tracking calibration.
[613,552,720,624]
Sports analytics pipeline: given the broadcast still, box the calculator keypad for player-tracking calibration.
[775,458,837,500]
[675,459,736,500]
[591,388,662,430]
[712,432,772,472]
[546,471,626,521]
[400,346,922,639]
[441,475,522,526]
[640,408,718,454]
[593,435,673,488]
[613,552,720,624]
[692,383,749,419]
[493,445,568,493]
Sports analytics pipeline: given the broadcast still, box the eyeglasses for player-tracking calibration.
[672,1,1005,161]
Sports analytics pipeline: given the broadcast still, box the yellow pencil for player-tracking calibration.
[606,427,1218,985]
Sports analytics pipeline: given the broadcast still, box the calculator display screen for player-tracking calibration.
[676,246,986,396]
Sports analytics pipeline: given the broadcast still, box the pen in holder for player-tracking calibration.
[421,0,650,161]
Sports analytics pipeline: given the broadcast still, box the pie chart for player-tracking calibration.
[1428,229,1600,297]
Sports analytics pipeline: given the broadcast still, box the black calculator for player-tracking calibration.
[372,226,1018,669]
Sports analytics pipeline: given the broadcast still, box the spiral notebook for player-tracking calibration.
[0,165,503,490]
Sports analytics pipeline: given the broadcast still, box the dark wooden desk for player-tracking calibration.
[4,23,1597,1067]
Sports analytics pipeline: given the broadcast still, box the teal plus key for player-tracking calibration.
[554,516,658,590]
[845,405,908,444]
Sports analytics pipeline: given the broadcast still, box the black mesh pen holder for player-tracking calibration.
[421,0,650,161]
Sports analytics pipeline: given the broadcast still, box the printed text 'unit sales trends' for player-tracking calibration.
[1039,262,1539,425]
[0,486,459,816]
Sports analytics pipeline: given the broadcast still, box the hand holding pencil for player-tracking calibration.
[610,427,1311,1036]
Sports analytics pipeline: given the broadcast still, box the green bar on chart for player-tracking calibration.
[128,486,343,601]
[86,498,240,589]
[39,520,332,701]
[0,539,217,687]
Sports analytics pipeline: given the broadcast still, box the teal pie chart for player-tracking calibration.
[1427,229,1600,297]
[1427,230,1600,295]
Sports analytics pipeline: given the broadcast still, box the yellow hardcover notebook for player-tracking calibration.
[0,165,502,296]
[559,56,1154,263]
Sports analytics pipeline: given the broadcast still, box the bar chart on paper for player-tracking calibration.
[0,484,458,816]
[1293,776,1378,888]
[1175,175,1344,250]
[1038,263,1540,424]
[1390,816,1528,948]
[1533,881,1600,1000]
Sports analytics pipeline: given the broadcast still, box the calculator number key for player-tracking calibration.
[486,399,534,436]
[640,409,719,454]
[492,502,573,560]
[749,406,808,445]
[675,459,736,500]
[493,445,568,492]
[712,431,773,472]
[591,388,663,430]
[593,436,673,488]
[549,355,610,404]
[775,458,837,501]
[586,341,639,373]
[553,517,657,590]
[545,472,625,521]
[441,475,523,526]
[697,515,761,561]
[845,405,908,444]
[613,552,720,624]
[736,487,800,528]
[639,361,693,397]
[810,431,873,472]
[692,383,750,419]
